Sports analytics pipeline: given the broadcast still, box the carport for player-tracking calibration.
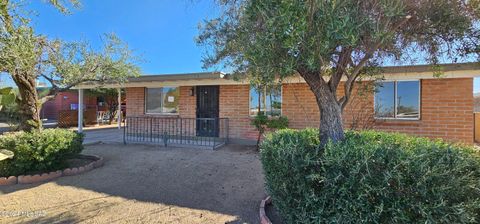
[75,88,123,133]
[74,72,233,149]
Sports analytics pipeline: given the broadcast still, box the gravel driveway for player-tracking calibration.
[0,143,267,223]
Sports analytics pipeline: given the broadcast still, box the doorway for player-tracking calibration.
[196,86,220,137]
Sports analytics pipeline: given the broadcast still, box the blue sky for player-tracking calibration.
[26,0,218,75]
[1,0,479,93]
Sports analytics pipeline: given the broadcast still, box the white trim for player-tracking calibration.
[282,70,480,83]
[76,79,245,89]
[74,64,480,90]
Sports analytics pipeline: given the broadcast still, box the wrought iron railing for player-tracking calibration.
[123,116,229,149]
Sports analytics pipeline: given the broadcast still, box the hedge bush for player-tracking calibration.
[0,129,84,177]
[260,129,480,223]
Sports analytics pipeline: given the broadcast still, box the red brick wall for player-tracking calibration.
[126,87,145,116]
[40,91,97,120]
[372,78,473,143]
[219,85,258,140]
[179,86,196,118]
[282,83,320,129]
[125,78,473,144]
[126,86,195,117]
[283,78,474,144]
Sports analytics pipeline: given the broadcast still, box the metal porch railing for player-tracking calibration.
[123,116,229,149]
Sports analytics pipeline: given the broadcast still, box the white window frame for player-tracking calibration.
[374,80,421,120]
[249,84,283,117]
[144,87,180,115]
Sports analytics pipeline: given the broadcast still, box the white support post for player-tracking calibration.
[78,89,84,133]
[117,88,122,129]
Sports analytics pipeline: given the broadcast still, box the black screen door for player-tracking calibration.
[196,86,219,137]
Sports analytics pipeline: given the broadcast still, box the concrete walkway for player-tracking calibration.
[83,128,124,145]
[0,143,267,223]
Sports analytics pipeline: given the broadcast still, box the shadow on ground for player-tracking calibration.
[0,143,268,223]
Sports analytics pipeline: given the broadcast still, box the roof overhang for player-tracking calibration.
[75,71,245,89]
[75,62,480,89]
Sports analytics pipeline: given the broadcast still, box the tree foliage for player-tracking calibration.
[198,0,480,145]
[43,34,141,102]
[0,0,141,130]
[47,0,81,14]
[0,87,19,129]
[251,113,288,149]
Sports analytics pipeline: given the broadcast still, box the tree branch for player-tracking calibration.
[328,47,352,95]
[296,65,325,93]
[39,73,104,104]
[339,15,412,110]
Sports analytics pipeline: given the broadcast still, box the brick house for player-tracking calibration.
[77,62,480,145]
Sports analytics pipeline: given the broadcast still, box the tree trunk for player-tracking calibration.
[11,72,41,131]
[303,73,345,146]
[317,96,345,146]
[256,130,262,150]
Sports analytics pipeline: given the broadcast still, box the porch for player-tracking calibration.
[75,83,232,149]
[75,88,125,132]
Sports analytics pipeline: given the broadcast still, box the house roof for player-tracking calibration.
[382,62,480,74]
[75,71,244,89]
[128,71,226,82]
[75,62,480,89]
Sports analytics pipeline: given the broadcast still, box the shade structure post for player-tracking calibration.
[117,88,122,129]
[78,89,84,133]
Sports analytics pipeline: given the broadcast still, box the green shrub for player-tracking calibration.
[251,114,289,148]
[0,129,84,177]
[260,129,480,223]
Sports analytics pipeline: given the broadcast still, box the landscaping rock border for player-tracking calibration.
[0,154,104,186]
[260,196,273,224]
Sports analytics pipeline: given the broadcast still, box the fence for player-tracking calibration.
[124,116,229,149]
[58,109,97,128]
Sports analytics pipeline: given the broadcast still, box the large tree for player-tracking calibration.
[198,0,480,145]
[0,0,140,131]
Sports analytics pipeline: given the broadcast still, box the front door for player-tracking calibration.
[196,86,219,137]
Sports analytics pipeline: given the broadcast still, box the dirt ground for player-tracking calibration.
[0,143,269,224]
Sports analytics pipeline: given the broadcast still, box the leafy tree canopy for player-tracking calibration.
[0,0,141,130]
[42,33,141,101]
[199,0,479,80]
[198,0,480,144]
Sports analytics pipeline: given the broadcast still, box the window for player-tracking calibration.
[145,87,179,114]
[374,80,420,119]
[250,85,282,116]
